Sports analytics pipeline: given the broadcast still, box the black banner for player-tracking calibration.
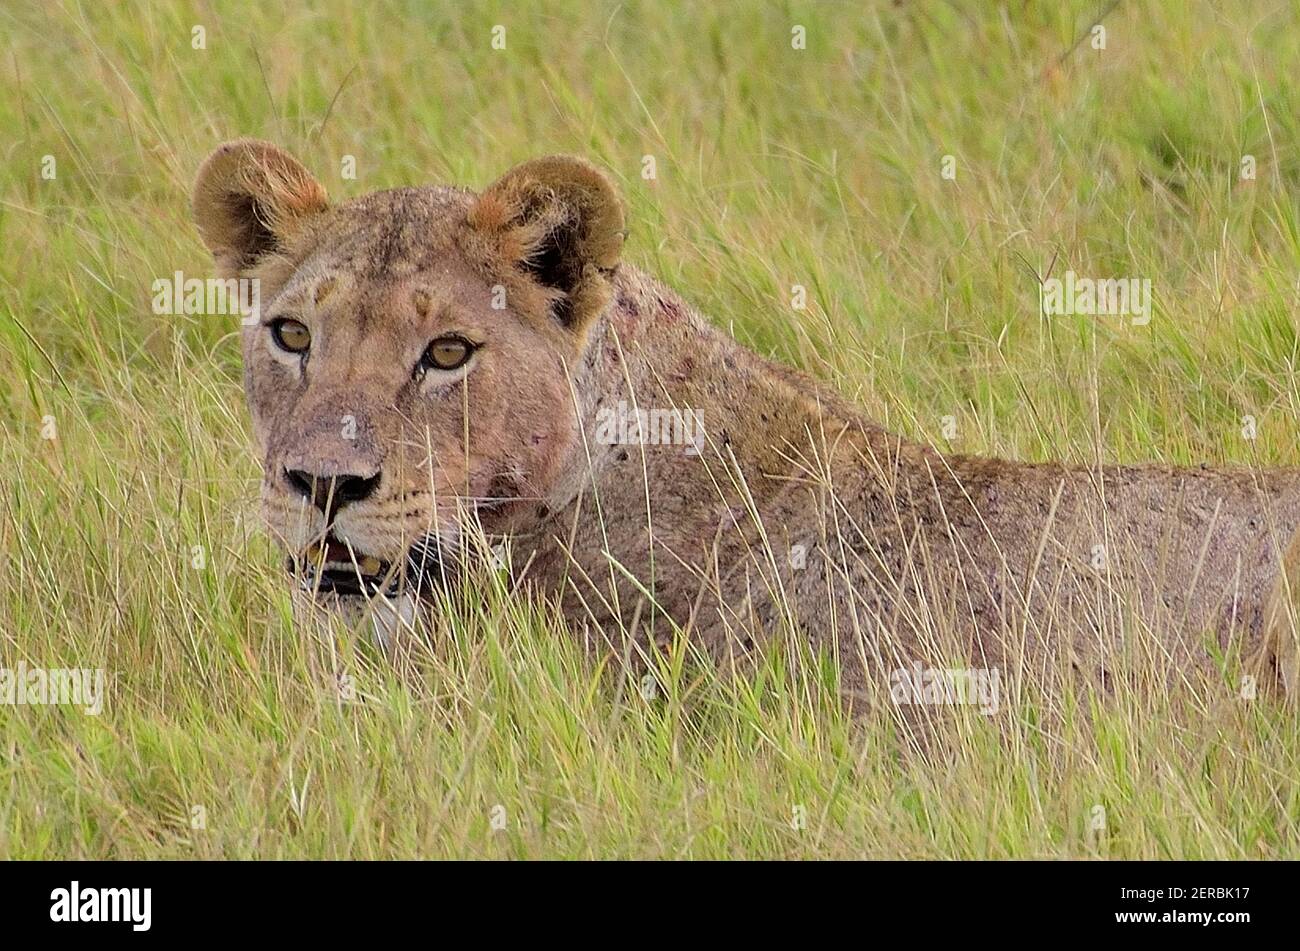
[0,859,1284,938]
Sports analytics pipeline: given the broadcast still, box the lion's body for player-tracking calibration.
[192,141,1300,703]
[523,266,1300,698]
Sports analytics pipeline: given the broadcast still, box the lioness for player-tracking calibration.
[193,140,1300,705]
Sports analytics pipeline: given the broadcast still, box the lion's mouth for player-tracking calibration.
[291,534,397,598]
[288,532,454,599]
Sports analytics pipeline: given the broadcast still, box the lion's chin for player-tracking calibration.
[369,591,420,650]
[288,585,421,653]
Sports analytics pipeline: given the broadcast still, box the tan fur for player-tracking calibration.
[193,141,1300,704]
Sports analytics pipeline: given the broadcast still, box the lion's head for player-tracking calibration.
[192,140,625,600]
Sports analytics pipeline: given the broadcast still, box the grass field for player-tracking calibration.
[3,0,1300,859]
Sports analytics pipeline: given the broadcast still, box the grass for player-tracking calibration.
[3,0,1300,859]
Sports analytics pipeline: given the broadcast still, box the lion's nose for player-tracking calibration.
[284,468,381,517]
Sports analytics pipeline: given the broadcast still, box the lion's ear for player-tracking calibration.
[192,140,328,276]
[468,155,625,331]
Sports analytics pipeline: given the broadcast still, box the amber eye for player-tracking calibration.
[270,318,311,354]
[421,335,475,372]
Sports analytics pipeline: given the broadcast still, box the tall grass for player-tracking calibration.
[2,0,1299,858]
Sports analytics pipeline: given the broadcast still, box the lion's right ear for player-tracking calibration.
[192,140,328,276]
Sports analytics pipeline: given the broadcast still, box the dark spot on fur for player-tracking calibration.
[658,296,685,323]
[369,221,403,272]
[486,473,521,508]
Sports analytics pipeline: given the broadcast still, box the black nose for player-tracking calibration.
[284,468,381,516]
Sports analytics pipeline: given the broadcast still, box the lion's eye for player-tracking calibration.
[421,336,475,371]
[270,318,311,354]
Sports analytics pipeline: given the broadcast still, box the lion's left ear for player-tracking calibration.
[468,155,625,332]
